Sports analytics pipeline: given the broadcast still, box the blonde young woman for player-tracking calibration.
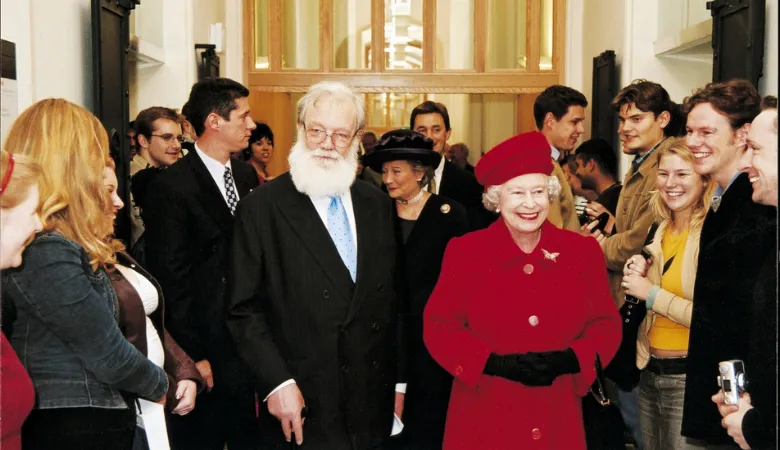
[2,99,168,450]
[0,150,43,450]
[621,138,715,450]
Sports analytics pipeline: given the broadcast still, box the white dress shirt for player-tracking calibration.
[195,144,240,204]
[264,189,406,401]
[425,156,446,194]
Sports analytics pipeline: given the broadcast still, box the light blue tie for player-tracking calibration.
[327,196,357,281]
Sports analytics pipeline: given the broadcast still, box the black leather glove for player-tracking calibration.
[484,349,580,386]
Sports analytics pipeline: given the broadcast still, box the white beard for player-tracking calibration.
[288,133,359,197]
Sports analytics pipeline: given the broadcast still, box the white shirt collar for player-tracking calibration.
[195,143,233,179]
[550,144,560,162]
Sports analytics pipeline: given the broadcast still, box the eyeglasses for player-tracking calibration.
[304,125,355,148]
[151,134,185,144]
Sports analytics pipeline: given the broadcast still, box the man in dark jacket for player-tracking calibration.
[711,99,778,450]
[143,77,260,449]
[681,80,776,447]
[410,101,496,230]
[226,81,403,450]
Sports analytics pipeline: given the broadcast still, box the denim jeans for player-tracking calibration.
[638,370,707,450]
[616,384,645,450]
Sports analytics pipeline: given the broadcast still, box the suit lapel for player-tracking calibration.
[187,152,234,233]
[275,175,354,302]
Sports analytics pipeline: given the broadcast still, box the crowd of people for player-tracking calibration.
[0,75,776,450]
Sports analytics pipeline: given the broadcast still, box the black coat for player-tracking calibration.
[392,195,469,450]
[682,173,777,444]
[439,161,497,231]
[142,150,259,367]
[225,173,402,450]
[743,244,778,449]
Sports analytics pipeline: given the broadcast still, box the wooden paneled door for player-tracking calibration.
[516,92,541,134]
[247,90,295,177]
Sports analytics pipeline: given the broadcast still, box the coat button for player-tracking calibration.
[377,283,384,292]
[341,364,349,373]
[372,360,380,369]
[454,365,463,376]
[523,264,534,274]
[532,428,541,440]
[528,315,539,327]
[371,322,380,331]
[212,245,218,253]
[323,290,330,299]
[221,277,226,284]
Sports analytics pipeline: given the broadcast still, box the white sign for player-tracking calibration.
[1,77,19,144]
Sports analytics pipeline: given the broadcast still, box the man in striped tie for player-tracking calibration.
[226,81,404,450]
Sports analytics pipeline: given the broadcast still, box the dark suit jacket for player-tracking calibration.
[439,160,496,231]
[226,173,401,450]
[142,150,259,368]
[393,195,468,448]
[681,173,777,444]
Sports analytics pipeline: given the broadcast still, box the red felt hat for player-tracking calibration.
[475,131,553,187]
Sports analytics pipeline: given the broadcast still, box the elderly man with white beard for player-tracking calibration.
[226,81,405,450]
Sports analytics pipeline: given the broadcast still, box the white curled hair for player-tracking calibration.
[481,176,561,212]
[295,81,366,131]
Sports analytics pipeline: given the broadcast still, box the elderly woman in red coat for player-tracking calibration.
[424,131,621,450]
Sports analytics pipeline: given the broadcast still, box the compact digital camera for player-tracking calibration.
[718,360,747,405]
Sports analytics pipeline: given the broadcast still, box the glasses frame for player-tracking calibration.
[303,125,357,148]
[151,133,186,144]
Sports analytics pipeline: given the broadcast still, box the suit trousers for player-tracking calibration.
[167,358,258,450]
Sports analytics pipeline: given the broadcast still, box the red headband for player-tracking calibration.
[0,153,15,196]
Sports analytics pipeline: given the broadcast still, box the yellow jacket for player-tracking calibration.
[635,220,700,369]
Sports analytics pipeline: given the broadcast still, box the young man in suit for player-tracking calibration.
[681,81,776,448]
[713,98,778,450]
[533,85,586,232]
[226,81,404,450]
[142,77,260,450]
[410,101,496,230]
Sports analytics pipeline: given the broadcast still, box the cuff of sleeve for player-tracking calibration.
[742,407,763,448]
[264,379,296,402]
[646,285,661,309]
[395,383,407,394]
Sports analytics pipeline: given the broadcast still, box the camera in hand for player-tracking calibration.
[718,360,747,405]
[589,212,610,234]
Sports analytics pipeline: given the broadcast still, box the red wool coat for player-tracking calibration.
[424,220,621,450]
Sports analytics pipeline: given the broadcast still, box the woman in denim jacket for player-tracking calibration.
[2,99,168,450]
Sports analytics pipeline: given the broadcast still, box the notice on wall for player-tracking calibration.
[1,39,19,144]
[1,77,18,143]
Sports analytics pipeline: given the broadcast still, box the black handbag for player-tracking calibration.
[604,222,660,391]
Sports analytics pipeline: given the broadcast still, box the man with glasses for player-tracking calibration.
[227,81,403,449]
[143,78,261,450]
[128,107,185,248]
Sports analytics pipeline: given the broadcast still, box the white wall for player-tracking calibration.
[0,0,33,110]
[759,0,778,96]
[1,0,93,111]
[578,0,625,143]
[130,0,236,119]
[571,0,777,177]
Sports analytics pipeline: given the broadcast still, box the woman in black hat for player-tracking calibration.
[363,129,469,450]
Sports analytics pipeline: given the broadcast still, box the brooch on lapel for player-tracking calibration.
[542,249,559,262]
[440,204,451,214]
